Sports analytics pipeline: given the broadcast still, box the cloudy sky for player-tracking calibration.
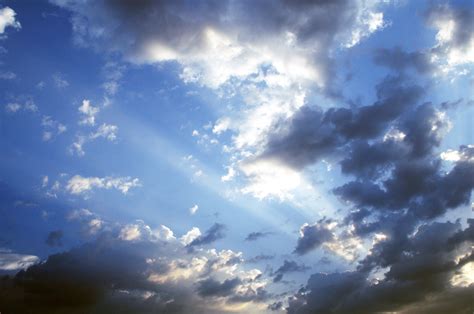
[0,0,473,313]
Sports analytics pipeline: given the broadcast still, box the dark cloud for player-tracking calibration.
[196,277,241,298]
[294,222,335,255]
[268,300,284,311]
[261,75,424,169]
[45,230,63,247]
[0,229,271,313]
[246,254,275,264]
[187,223,226,247]
[287,220,474,314]
[373,47,432,74]
[245,231,272,241]
[273,260,309,283]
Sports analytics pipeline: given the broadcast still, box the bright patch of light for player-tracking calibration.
[240,159,302,201]
[451,262,474,287]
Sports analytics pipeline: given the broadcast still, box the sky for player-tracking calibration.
[0,0,473,313]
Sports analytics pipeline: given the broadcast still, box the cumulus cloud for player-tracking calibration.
[287,220,474,313]
[294,222,336,255]
[0,7,20,35]
[78,99,99,126]
[66,175,141,195]
[51,0,387,89]
[0,221,272,313]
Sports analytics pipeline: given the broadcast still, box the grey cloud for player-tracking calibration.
[273,260,309,283]
[373,47,432,74]
[262,75,424,169]
[294,222,335,255]
[0,228,269,313]
[187,223,226,247]
[287,220,474,314]
[246,254,275,264]
[45,230,64,247]
[245,231,272,241]
[196,277,241,298]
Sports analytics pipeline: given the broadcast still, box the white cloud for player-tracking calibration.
[189,204,199,215]
[0,251,39,271]
[440,145,474,163]
[5,102,20,113]
[90,123,118,141]
[212,117,231,135]
[0,71,16,80]
[153,225,176,241]
[345,11,387,48]
[41,116,67,141]
[66,175,141,195]
[180,227,201,246]
[221,166,236,182]
[119,224,143,241]
[70,135,86,156]
[41,175,49,188]
[78,99,99,126]
[4,99,37,113]
[52,73,69,88]
[0,7,21,34]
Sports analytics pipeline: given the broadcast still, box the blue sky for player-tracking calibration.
[0,1,473,313]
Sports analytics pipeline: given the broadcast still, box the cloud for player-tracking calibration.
[246,254,275,264]
[287,220,474,313]
[0,7,20,35]
[78,99,99,126]
[272,260,309,283]
[50,0,391,202]
[0,250,38,272]
[45,230,64,247]
[52,73,69,88]
[260,75,424,169]
[426,3,474,71]
[51,0,387,89]
[0,70,16,79]
[196,277,241,298]
[294,222,336,255]
[245,231,272,242]
[66,175,141,195]
[89,123,118,141]
[41,115,67,141]
[187,223,226,248]
[4,99,38,113]
[189,204,199,215]
[373,47,432,74]
[0,222,271,313]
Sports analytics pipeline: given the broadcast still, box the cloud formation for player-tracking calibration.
[0,221,272,314]
[0,7,20,35]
